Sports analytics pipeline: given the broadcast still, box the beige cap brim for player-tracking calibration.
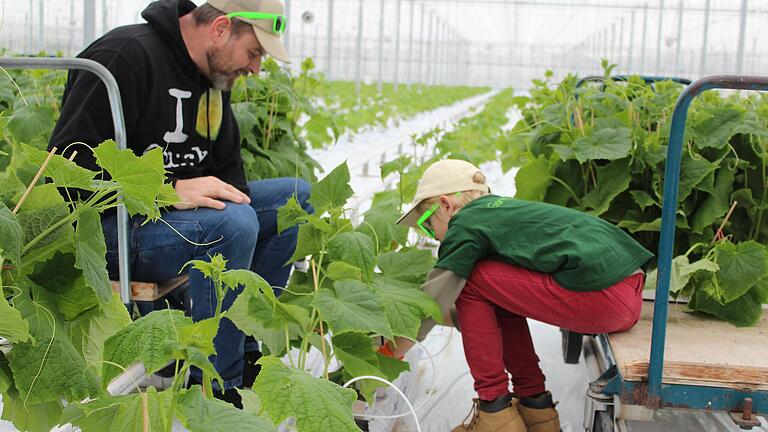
[396,201,424,229]
[253,25,291,63]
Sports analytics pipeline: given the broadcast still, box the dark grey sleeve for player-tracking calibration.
[416,268,467,341]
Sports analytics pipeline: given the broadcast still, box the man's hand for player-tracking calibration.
[173,176,251,210]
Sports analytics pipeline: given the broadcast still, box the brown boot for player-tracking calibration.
[517,392,561,432]
[452,396,528,432]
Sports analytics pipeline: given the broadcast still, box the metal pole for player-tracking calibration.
[618,19,624,70]
[610,23,616,63]
[394,0,402,91]
[425,11,433,87]
[102,0,108,35]
[37,0,44,52]
[355,0,364,96]
[628,10,636,72]
[407,0,415,89]
[419,4,426,91]
[326,0,334,80]
[655,0,664,74]
[284,0,291,53]
[674,0,683,74]
[752,37,758,74]
[641,3,648,74]
[84,0,96,47]
[736,0,748,74]
[699,0,711,75]
[378,0,385,93]
[603,27,608,59]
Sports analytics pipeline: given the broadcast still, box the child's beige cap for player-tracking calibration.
[396,159,490,229]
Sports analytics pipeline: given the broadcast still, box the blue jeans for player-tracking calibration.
[102,178,312,390]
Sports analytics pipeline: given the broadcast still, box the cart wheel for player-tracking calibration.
[561,329,584,364]
[592,410,614,432]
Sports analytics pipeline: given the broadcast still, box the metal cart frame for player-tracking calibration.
[0,57,132,304]
[585,75,768,428]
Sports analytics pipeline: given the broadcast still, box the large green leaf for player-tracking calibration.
[227,283,310,331]
[0,295,30,343]
[326,261,362,281]
[17,183,75,270]
[312,280,393,338]
[0,204,22,266]
[377,248,435,283]
[75,208,112,305]
[690,168,736,234]
[28,252,99,320]
[308,162,354,212]
[332,333,394,403]
[692,107,744,150]
[677,155,719,203]
[327,232,376,282]
[68,293,132,377]
[9,292,102,404]
[102,309,192,385]
[92,140,166,218]
[176,387,276,432]
[514,155,552,201]
[572,127,632,162]
[21,144,98,190]
[252,356,358,432]
[6,105,54,144]
[713,240,767,304]
[61,386,171,432]
[629,190,658,210]
[644,255,719,295]
[287,223,324,263]
[227,291,295,356]
[689,284,765,327]
[582,159,631,216]
[372,276,442,338]
[0,395,63,432]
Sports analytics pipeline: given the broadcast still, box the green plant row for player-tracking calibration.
[502,62,768,326]
[311,80,490,136]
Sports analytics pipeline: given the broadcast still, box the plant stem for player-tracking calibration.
[311,259,329,380]
[22,208,80,255]
[284,327,296,368]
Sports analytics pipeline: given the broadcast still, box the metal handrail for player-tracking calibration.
[0,57,132,304]
[575,75,692,89]
[648,75,768,406]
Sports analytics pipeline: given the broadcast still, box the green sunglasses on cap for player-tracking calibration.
[226,11,287,34]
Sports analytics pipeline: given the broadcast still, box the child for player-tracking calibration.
[383,159,653,432]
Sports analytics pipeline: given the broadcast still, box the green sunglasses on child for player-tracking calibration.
[226,11,287,34]
[417,192,462,239]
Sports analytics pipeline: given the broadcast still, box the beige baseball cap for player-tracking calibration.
[206,0,291,63]
[397,159,490,229]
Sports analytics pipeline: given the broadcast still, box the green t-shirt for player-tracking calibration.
[435,195,654,292]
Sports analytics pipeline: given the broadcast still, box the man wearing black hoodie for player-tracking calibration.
[48,0,310,407]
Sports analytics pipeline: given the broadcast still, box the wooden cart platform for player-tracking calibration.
[607,300,768,391]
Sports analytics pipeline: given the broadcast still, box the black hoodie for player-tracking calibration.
[49,0,248,194]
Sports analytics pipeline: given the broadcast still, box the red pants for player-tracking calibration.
[455,260,644,400]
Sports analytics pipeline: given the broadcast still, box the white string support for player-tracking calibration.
[343,375,422,432]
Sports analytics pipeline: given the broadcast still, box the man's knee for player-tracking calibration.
[206,204,260,246]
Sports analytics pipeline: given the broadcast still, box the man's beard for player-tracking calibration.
[206,48,247,91]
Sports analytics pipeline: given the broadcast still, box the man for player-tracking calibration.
[48,0,311,407]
